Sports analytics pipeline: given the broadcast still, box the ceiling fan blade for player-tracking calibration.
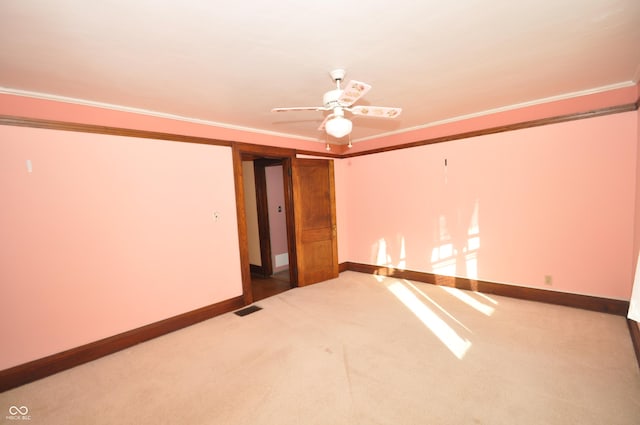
[317,113,336,131]
[271,106,328,112]
[338,80,372,106]
[349,106,402,118]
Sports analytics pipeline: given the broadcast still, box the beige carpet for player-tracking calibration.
[2,271,639,424]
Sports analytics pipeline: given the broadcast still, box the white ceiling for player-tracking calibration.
[1,0,639,146]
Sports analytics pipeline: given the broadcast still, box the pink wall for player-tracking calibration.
[0,125,242,369]
[265,165,288,272]
[341,111,637,300]
[343,84,639,155]
[634,108,640,267]
[333,158,349,265]
[631,109,640,319]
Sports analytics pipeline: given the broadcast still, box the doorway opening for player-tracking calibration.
[242,156,293,301]
[234,146,298,304]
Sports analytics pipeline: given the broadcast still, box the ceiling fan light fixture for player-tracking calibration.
[325,116,352,138]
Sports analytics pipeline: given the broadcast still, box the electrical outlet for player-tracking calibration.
[544,275,553,286]
[213,211,221,222]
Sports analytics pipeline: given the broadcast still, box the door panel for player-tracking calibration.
[292,158,338,286]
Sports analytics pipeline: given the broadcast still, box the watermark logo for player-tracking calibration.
[6,406,31,421]
[8,407,27,416]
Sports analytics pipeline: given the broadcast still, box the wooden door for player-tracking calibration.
[291,158,339,286]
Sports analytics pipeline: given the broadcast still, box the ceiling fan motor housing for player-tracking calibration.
[323,89,343,108]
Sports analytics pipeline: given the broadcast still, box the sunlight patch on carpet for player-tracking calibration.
[441,286,495,316]
[387,281,471,359]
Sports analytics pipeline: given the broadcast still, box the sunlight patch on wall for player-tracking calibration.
[374,236,406,269]
[376,238,389,265]
[467,236,480,250]
[398,236,406,269]
[431,214,457,276]
[431,200,481,279]
[431,255,457,275]
[431,243,454,262]
[387,280,471,359]
[465,202,481,279]
[464,253,478,279]
[466,236,480,278]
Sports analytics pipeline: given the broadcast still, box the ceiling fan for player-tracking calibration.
[271,69,402,141]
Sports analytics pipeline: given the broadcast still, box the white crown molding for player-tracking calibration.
[0,87,320,143]
[352,80,637,144]
[2,79,635,146]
